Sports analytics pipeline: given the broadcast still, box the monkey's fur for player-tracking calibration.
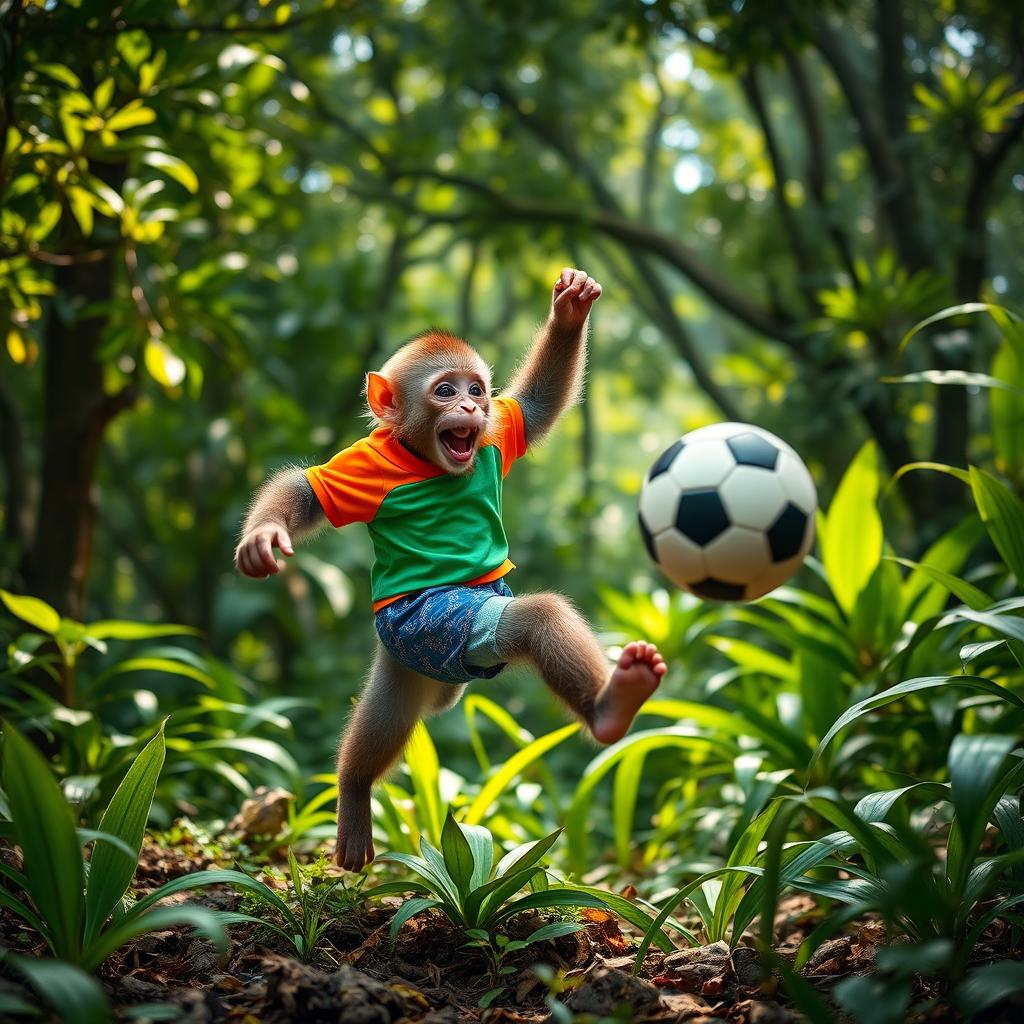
[236,269,665,871]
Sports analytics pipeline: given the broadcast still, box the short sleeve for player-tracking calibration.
[304,441,384,528]
[490,396,528,478]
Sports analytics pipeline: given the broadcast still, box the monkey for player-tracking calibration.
[235,268,668,871]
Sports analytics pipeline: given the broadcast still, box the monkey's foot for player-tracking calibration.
[591,642,667,744]
[334,792,375,871]
[334,827,375,872]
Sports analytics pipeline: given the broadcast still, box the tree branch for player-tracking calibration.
[813,14,929,272]
[782,45,858,281]
[740,65,819,310]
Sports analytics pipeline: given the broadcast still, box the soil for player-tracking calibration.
[2,837,1023,1023]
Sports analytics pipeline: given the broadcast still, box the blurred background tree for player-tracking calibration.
[1,0,1022,767]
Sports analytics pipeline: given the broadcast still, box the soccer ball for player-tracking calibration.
[638,423,817,602]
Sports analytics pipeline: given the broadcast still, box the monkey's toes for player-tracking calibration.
[334,834,375,872]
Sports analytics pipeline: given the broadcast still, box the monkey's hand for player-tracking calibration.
[235,523,294,578]
[550,267,602,334]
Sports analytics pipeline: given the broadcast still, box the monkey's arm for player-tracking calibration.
[235,468,326,578]
[506,268,601,445]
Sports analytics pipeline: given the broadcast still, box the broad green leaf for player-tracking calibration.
[388,897,442,944]
[4,954,109,1024]
[84,725,165,943]
[494,829,562,879]
[106,102,156,132]
[36,63,82,88]
[523,921,584,945]
[955,960,1024,1016]
[489,887,608,927]
[440,810,475,901]
[991,341,1024,485]
[888,557,991,612]
[141,151,199,193]
[2,721,84,961]
[461,823,494,890]
[946,735,1018,892]
[83,905,228,971]
[565,727,728,873]
[705,636,796,679]
[969,466,1024,584]
[464,722,579,825]
[85,620,199,640]
[612,746,646,866]
[820,442,882,614]
[898,302,1021,354]
[0,590,60,635]
[403,721,443,846]
[810,676,1024,771]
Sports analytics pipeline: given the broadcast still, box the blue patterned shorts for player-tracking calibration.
[374,579,515,685]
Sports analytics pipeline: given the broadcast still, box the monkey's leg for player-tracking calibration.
[334,643,438,871]
[495,593,666,744]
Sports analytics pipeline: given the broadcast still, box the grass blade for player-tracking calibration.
[2,721,84,961]
[84,724,166,945]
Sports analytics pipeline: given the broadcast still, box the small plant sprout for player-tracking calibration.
[463,922,584,1008]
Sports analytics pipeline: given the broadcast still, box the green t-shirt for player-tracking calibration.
[305,397,527,609]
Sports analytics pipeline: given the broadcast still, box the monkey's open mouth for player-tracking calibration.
[439,426,478,463]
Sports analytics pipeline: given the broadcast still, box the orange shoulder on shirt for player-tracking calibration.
[306,430,442,528]
[486,396,528,478]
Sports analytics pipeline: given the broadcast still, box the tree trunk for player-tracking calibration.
[24,176,134,618]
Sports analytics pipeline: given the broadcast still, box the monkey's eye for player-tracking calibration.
[469,383,484,398]
[434,383,457,399]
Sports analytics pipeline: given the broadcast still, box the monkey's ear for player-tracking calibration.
[366,372,397,420]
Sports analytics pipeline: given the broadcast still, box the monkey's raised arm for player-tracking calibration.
[235,468,326,578]
[506,268,602,446]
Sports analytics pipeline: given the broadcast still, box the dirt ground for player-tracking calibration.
[2,836,1023,1023]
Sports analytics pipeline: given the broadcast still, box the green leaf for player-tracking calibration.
[955,960,1024,1016]
[84,725,165,944]
[106,102,156,132]
[462,823,494,890]
[524,921,584,945]
[440,810,475,901]
[887,557,991,612]
[3,954,109,1024]
[141,151,199,193]
[464,722,579,824]
[388,897,442,944]
[85,620,200,640]
[946,735,1018,893]
[810,676,1024,772]
[0,590,61,635]
[35,63,82,89]
[489,887,609,927]
[898,302,1021,354]
[403,721,443,846]
[2,721,84,961]
[969,466,1024,584]
[82,905,229,971]
[820,442,883,615]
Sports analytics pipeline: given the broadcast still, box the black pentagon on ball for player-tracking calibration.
[690,577,746,602]
[767,502,808,562]
[727,432,779,470]
[648,439,684,481]
[675,490,730,546]
[638,512,658,562]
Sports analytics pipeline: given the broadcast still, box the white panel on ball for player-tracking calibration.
[655,530,707,587]
[703,525,772,583]
[718,466,787,530]
[639,471,683,534]
[667,439,735,491]
[776,450,817,515]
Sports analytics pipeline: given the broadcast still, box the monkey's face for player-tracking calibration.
[416,369,490,475]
